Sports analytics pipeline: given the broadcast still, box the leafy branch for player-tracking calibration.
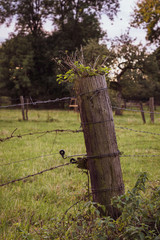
[56,53,110,84]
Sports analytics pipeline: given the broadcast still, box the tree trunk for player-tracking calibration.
[75,75,124,218]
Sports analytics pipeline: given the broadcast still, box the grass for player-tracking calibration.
[0,107,160,239]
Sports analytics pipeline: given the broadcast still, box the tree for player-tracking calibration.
[0,0,120,99]
[0,35,34,97]
[109,34,160,111]
[83,39,114,67]
[49,13,105,54]
[0,0,52,36]
[131,0,160,44]
[0,0,120,37]
[0,34,65,99]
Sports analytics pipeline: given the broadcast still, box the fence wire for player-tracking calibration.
[0,97,71,109]
[0,128,82,143]
[115,126,160,136]
[0,162,71,187]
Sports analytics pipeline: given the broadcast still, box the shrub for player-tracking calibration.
[35,172,160,239]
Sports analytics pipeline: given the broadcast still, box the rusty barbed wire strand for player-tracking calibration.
[0,162,71,187]
[1,96,160,115]
[0,128,82,143]
[1,152,160,186]
[1,124,160,144]
[115,126,160,136]
[112,105,160,114]
[0,97,71,109]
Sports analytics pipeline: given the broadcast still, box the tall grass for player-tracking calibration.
[0,107,160,239]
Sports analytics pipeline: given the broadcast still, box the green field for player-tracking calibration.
[0,107,160,239]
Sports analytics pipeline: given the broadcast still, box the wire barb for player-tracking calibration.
[0,129,82,143]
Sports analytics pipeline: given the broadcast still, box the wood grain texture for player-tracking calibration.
[75,75,124,217]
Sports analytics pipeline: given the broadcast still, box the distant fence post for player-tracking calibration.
[25,98,29,121]
[149,97,154,123]
[115,92,123,115]
[20,96,25,120]
[139,102,146,124]
[75,75,124,218]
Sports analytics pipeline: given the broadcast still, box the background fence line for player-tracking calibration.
[1,96,160,115]
[0,96,160,188]
[0,97,71,109]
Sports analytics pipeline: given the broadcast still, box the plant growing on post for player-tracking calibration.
[57,55,124,218]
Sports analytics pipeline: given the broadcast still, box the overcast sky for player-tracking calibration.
[0,0,155,51]
[101,0,145,42]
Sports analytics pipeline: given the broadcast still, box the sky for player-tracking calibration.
[0,0,155,51]
[101,0,145,42]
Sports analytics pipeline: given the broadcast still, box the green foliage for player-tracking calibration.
[0,0,120,99]
[131,0,160,44]
[57,61,110,83]
[83,39,115,68]
[110,34,160,101]
[0,35,34,96]
[34,173,160,239]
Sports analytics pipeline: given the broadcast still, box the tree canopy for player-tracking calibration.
[131,0,160,44]
[109,34,160,101]
[0,0,120,36]
[0,0,120,99]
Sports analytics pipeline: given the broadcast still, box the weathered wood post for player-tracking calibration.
[149,97,154,123]
[25,98,29,121]
[75,75,124,218]
[139,102,146,124]
[20,96,25,120]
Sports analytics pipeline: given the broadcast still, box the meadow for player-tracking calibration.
[0,106,160,239]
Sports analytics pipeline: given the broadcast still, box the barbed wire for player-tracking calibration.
[1,124,160,145]
[1,124,159,145]
[112,105,160,115]
[60,151,160,160]
[0,162,71,187]
[0,128,82,143]
[0,97,71,109]
[115,126,160,136]
[1,151,160,187]
[1,96,160,115]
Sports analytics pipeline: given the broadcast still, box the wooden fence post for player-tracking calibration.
[20,96,25,120]
[25,98,29,121]
[139,102,146,124]
[75,75,124,218]
[149,97,154,123]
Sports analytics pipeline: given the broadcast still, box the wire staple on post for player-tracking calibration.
[87,151,121,159]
